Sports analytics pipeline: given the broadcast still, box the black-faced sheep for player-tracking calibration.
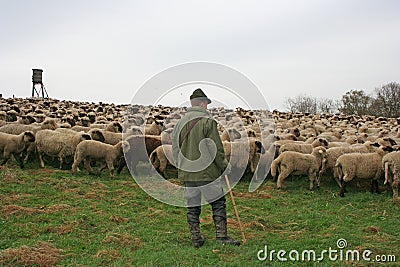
[88,129,121,145]
[271,146,327,190]
[71,140,129,178]
[0,131,35,168]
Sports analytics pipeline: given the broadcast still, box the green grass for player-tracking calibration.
[1,161,399,266]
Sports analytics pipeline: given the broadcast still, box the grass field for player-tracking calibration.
[1,161,399,266]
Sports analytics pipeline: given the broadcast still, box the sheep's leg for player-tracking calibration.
[116,158,126,174]
[84,159,95,175]
[38,152,45,168]
[106,161,115,178]
[309,172,316,191]
[23,143,35,163]
[276,169,289,189]
[339,177,347,197]
[393,176,399,198]
[14,153,24,169]
[71,156,82,175]
[370,179,380,194]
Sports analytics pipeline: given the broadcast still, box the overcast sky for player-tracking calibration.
[1,0,399,110]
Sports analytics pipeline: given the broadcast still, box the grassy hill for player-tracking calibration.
[1,162,399,266]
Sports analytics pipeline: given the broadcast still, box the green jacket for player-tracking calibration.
[172,107,228,182]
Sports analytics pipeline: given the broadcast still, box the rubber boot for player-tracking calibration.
[214,216,241,246]
[189,223,205,248]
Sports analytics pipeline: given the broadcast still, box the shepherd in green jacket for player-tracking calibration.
[172,88,240,248]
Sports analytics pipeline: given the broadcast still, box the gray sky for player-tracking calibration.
[1,0,399,110]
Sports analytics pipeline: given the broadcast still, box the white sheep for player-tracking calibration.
[71,140,129,178]
[278,138,328,155]
[35,129,92,169]
[336,146,394,197]
[0,131,35,168]
[382,151,400,198]
[271,146,327,190]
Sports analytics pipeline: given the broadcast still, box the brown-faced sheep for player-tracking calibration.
[382,151,400,198]
[35,130,92,169]
[336,146,394,197]
[0,131,35,168]
[271,146,327,190]
[145,121,164,136]
[71,140,129,178]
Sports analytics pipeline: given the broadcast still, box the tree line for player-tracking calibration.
[285,82,400,118]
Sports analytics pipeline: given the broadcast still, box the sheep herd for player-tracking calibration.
[0,97,399,199]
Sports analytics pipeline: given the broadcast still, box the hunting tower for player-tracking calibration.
[32,69,48,98]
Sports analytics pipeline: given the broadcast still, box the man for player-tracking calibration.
[172,88,240,248]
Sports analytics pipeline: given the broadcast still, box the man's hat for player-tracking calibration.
[190,88,211,104]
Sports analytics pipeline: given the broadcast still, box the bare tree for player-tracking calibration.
[373,82,400,118]
[285,95,317,114]
[318,98,340,114]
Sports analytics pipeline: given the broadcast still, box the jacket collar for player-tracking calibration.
[187,106,210,116]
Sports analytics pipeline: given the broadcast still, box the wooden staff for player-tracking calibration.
[225,175,247,244]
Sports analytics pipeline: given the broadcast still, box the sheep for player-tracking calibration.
[222,138,265,176]
[278,138,329,155]
[89,121,123,133]
[118,135,162,175]
[382,151,400,198]
[0,131,35,168]
[149,144,174,178]
[253,143,276,181]
[35,130,92,169]
[220,128,242,142]
[271,146,327,190]
[88,128,121,145]
[320,142,380,185]
[336,146,394,197]
[71,140,129,178]
[145,121,164,135]
[0,118,58,134]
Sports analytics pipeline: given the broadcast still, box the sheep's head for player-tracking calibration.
[81,133,92,141]
[247,129,256,138]
[23,131,35,143]
[90,129,105,143]
[254,140,265,154]
[227,128,241,141]
[114,122,123,133]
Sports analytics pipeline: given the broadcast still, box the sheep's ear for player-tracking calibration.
[384,146,394,152]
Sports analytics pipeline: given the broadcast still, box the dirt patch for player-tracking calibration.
[1,193,32,204]
[109,215,129,224]
[2,204,71,218]
[0,241,62,267]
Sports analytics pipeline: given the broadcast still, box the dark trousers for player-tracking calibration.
[184,180,226,224]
